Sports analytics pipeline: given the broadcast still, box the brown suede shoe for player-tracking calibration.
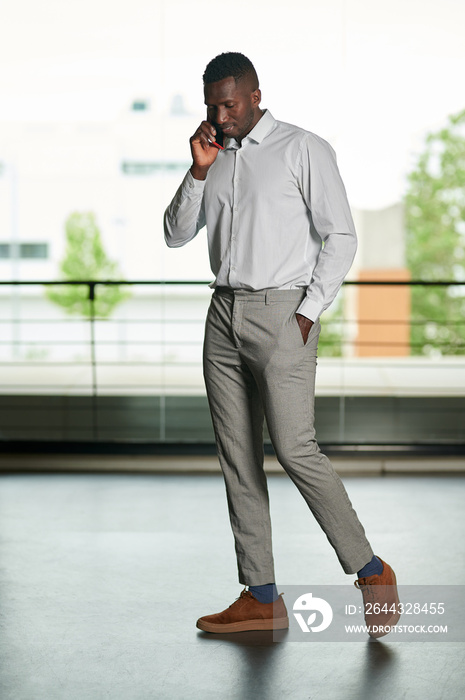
[196,589,289,633]
[354,557,401,638]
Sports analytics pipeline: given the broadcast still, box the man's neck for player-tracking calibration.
[237,108,264,146]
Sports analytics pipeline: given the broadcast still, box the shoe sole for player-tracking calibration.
[367,568,401,639]
[197,616,289,633]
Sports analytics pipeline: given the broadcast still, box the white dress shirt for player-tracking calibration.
[164,109,357,322]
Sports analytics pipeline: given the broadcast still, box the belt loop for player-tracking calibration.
[265,290,272,305]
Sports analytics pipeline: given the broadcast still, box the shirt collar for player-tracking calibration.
[225,109,276,149]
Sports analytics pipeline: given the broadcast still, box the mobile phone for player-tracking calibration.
[208,119,224,149]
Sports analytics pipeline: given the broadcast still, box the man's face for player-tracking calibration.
[204,77,262,144]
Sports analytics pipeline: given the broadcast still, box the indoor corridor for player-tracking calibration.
[0,470,464,700]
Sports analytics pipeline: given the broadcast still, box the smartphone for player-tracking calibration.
[208,119,224,149]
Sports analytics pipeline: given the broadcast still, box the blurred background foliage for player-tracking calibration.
[406,108,465,356]
[45,212,130,318]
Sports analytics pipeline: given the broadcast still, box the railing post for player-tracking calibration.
[160,280,166,442]
[338,395,346,444]
[88,282,98,439]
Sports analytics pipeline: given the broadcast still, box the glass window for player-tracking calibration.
[19,244,48,259]
[131,100,149,111]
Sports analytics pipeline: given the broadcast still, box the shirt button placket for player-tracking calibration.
[229,150,240,285]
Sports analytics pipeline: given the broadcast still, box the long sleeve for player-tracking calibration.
[296,134,357,322]
[164,170,207,248]
[163,112,357,311]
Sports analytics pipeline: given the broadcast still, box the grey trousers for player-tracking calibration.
[203,287,374,586]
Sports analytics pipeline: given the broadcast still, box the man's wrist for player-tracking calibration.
[190,164,210,181]
[296,313,314,343]
[296,313,314,326]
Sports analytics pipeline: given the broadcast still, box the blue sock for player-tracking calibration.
[249,583,279,604]
[357,555,383,578]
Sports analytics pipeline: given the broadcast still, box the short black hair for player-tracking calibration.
[203,52,259,89]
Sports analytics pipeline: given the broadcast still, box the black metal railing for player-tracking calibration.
[0,280,464,448]
[1,279,465,389]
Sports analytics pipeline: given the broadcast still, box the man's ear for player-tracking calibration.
[252,88,261,107]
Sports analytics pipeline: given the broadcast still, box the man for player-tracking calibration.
[164,52,400,638]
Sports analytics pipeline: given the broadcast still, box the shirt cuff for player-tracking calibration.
[296,297,323,323]
[184,170,207,193]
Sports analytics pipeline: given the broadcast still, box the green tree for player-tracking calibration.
[405,108,465,355]
[46,212,130,317]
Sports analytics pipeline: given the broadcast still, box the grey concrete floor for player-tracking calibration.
[0,471,464,700]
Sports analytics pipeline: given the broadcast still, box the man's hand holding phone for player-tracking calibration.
[190,120,222,181]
